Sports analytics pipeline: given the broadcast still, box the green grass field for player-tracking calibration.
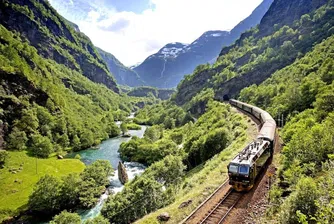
[0,151,85,221]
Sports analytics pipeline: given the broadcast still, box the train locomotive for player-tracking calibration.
[228,99,276,191]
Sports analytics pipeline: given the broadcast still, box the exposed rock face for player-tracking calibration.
[157,212,170,221]
[133,0,273,88]
[0,0,119,93]
[258,0,328,37]
[174,0,332,106]
[97,48,145,87]
[118,161,128,185]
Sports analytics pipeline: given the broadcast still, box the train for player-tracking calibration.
[227,99,276,191]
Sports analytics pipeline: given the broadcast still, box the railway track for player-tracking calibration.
[199,189,242,224]
[182,183,243,224]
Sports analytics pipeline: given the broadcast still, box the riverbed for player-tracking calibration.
[67,124,147,221]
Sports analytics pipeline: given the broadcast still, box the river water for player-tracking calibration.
[67,121,147,221]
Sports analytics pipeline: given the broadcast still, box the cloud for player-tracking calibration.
[99,16,131,32]
[51,0,263,66]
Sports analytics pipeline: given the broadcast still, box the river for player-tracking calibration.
[67,119,147,221]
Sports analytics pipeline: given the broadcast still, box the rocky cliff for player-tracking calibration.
[0,0,119,93]
[97,48,145,87]
[133,0,273,88]
[175,0,333,105]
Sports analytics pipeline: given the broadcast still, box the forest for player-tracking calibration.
[0,0,333,223]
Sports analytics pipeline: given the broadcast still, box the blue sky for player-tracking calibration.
[49,0,263,66]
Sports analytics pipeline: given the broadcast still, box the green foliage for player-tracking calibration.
[50,210,81,224]
[134,101,192,127]
[30,133,53,158]
[81,160,113,186]
[84,215,109,224]
[0,150,9,168]
[126,122,141,130]
[78,178,103,208]
[102,156,185,223]
[183,101,238,167]
[59,174,81,209]
[175,0,334,105]
[0,24,153,157]
[27,160,112,217]
[279,177,319,224]
[28,175,62,214]
[7,128,28,151]
[120,122,128,135]
[237,25,334,224]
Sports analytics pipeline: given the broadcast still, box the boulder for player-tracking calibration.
[178,199,192,209]
[122,133,131,138]
[118,161,128,184]
[157,212,170,222]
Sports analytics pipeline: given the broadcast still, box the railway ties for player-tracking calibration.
[199,189,242,224]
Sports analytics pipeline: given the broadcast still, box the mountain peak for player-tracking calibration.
[156,42,189,59]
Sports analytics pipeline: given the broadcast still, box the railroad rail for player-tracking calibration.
[182,181,243,224]
[199,189,242,224]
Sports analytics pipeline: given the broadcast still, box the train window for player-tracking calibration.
[229,164,238,173]
[239,165,249,175]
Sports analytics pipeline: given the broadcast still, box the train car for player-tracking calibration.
[227,139,271,191]
[228,99,276,191]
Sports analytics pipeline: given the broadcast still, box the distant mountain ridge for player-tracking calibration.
[133,0,274,88]
[174,0,331,106]
[97,48,145,87]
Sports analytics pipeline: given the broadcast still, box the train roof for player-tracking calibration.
[230,139,270,166]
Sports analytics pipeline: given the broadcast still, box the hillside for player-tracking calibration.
[174,0,332,105]
[97,48,145,87]
[133,0,273,88]
[0,0,150,157]
[1,0,333,223]
[239,31,334,224]
[0,0,118,92]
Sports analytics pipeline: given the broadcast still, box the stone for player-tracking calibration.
[157,212,170,221]
[178,199,193,209]
[57,155,63,159]
[118,161,129,185]
[11,171,17,174]
[122,133,131,138]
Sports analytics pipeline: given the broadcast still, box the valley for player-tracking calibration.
[0,0,333,223]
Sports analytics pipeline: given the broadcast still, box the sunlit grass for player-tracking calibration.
[0,151,85,222]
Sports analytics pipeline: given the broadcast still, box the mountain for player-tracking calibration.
[133,0,274,88]
[0,0,118,93]
[97,48,145,87]
[0,0,142,158]
[174,0,331,107]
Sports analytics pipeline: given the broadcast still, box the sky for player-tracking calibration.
[49,0,263,66]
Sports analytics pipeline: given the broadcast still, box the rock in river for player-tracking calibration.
[118,161,129,184]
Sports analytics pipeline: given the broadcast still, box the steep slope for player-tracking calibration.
[133,0,274,88]
[174,0,332,106]
[97,48,145,87]
[239,34,334,224]
[0,0,118,92]
[0,0,141,157]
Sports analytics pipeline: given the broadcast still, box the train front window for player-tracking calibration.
[239,165,249,175]
[229,164,238,173]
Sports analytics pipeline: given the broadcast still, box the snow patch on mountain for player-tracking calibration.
[157,42,189,59]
